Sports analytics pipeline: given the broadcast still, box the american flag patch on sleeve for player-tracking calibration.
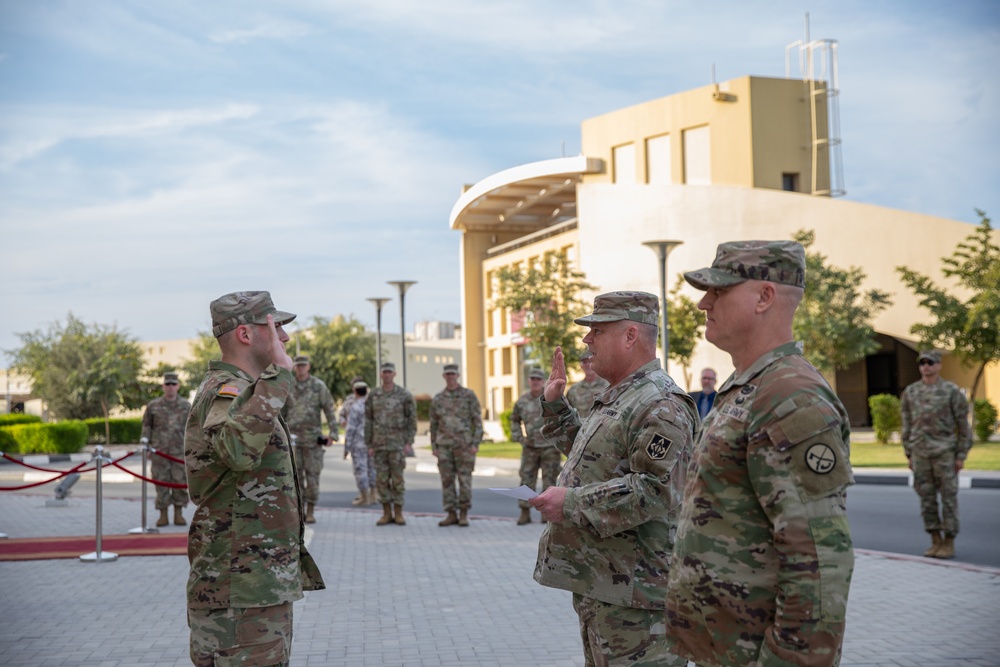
[218,384,242,398]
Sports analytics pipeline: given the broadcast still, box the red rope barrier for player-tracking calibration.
[0,450,135,473]
[151,448,185,465]
[109,460,188,488]
[0,462,88,491]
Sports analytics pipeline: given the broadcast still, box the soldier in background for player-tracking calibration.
[529,292,696,667]
[666,241,854,667]
[565,350,609,420]
[901,349,973,559]
[688,367,718,420]
[365,362,416,526]
[430,363,483,527]
[511,367,560,525]
[140,371,191,527]
[184,291,324,667]
[342,379,375,506]
[282,355,338,524]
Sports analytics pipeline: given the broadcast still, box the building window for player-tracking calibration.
[502,387,513,412]
[487,308,494,337]
[646,134,671,184]
[502,347,512,375]
[489,349,496,376]
[782,173,799,192]
[486,270,494,298]
[682,125,711,185]
[612,143,636,184]
[500,307,508,335]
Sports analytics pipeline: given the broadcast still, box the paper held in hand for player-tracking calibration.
[488,485,539,501]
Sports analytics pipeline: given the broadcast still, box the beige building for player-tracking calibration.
[451,75,999,427]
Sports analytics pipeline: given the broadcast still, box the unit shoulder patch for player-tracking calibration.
[804,442,836,474]
[645,433,672,460]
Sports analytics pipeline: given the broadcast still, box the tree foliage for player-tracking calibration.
[897,210,1000,398]
[8,313,147,422]
[792,230,893,374]
[493,251,597,368]
[176,332,221,395]
[667,275,705,390]
[298,315,380,401]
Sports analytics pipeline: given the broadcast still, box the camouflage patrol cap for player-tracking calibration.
[352,380,369,389]
[293,355,310,366]
[917,350,941,363]
[684,240,806,290]
[574,291,659,327]
[443,363,459,374]
[162,372,180,385]
[380,362,396,372]
[210,291,296,338]
[528,367,547,380]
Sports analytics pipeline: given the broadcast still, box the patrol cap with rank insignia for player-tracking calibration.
[574,291,659,327]
[684,240,806,290]
[210,291,296,338]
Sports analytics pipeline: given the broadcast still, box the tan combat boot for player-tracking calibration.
[924,531,942,557]
[173,506,186,526]
[439,511,459,527]
[458,509,469,527]
[366,489,377,505]
[351,493,365,506]
[156,508,169,527]
[517,508,531,525]
[376,503,393,526]
[305,503,316,524]
[936,535,955,559]
[393,504,406,526]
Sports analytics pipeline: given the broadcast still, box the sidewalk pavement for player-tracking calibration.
[1,492,998,667]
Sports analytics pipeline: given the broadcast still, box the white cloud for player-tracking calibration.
[209,18,315,44]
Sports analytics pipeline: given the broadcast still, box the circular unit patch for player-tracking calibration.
[804,443,836,474]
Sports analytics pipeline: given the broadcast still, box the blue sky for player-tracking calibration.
[1,0,998,355]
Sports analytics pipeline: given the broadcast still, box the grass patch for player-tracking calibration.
[476,441,523,459]
[850,440,1000,471]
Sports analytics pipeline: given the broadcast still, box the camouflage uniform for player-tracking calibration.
[141,393,191,509]
[341,393,374,492]
[901,368,972,537]
[184,291,324,667]
[566,376,609,420]
[430,382,483,513]
[364,383,416,506]
[666,242,854,667]
[511,386,562,510]
[282,373,338,505]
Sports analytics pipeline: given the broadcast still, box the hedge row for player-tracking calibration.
[84,418,143,445]
[0,414,42,426]
[0,421,89,455]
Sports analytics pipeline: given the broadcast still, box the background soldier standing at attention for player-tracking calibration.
[666,241,854,667]
[141,371,191,527]
[901,349,973,559]
[430,363,483,527]
[282,355,338,524]
[565,350,609,420]
[184,291,324,667]
[529,292,696,667]
[365,361,416,526]
[342,379,375,506]
[511,367,561,525]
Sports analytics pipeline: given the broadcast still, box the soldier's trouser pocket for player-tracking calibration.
[189,603,292,667]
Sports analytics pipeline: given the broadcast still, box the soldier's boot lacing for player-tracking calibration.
[393,504,406,526]
[517,508,531,525]
[156,508,169,527]
[376,503,393,526]
[458,509,469,527]
[936,535,956,559]
[173,506,186,526]
[924,531,942,557]
[305,503,316,524]
[439,511,459,527]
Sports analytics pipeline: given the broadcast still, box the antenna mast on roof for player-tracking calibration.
[785,12,845,197]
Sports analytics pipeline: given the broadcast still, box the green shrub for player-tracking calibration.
[499,409,513,442]
[414,395,432,422]
[868,394,901,444]
[0,414,42,426]
[83,417,143,444]
[973,399,998,443]
[0,421,89,454]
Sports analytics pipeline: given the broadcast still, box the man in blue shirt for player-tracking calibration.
[688,367,717,419]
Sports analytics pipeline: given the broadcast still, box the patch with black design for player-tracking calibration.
[804,443,836,474]
[645,433,672,460]
[740,384,756,395]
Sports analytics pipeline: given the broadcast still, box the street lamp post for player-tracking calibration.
[642,240,684,374]
[367,298,392,380]
[387,280,417,387]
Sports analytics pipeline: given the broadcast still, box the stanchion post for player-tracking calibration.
[129,440,158,534]
[80,445,118,563]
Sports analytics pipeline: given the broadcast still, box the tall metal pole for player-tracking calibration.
[642,240,683,374]
[387,281,417,387]
[367,298,391,381]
